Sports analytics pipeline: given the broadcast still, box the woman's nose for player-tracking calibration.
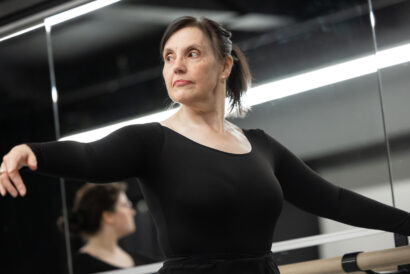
[173,56,187,74]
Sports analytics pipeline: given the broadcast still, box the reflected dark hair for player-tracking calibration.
[160,16,252,117]
[58,183,127,237]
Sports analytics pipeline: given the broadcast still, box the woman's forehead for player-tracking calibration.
[164,27,211,51]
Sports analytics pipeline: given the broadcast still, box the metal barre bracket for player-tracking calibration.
[341,252,378,273]
[341,251,410,274]
[342,251,365,273]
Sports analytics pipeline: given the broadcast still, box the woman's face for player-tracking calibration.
[111,192,136,238]
[162,26,226,108]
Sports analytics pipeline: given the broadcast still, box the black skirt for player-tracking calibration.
[158,252,280,274]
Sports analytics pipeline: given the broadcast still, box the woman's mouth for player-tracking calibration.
[173,79,192,87]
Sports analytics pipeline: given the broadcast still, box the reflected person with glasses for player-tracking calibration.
[58,182,154,274]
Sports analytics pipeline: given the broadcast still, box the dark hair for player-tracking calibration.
[160,16,252,116]
[58,183,127,237]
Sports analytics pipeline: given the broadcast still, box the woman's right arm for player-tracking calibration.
[0,123,163,198]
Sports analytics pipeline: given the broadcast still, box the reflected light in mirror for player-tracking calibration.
[60,42,410,143]
[242,43,410,106]
[370,11,376,28]
[51,87,58,103]
[60,108,179,142]
[0,0,121,43]
[44,0,121,27]
[0,23,44,43]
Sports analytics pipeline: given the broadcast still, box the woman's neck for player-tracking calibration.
[83,230,119,253]
[179,108,224,130]
[175,85,228,133]
[80,230,134,268]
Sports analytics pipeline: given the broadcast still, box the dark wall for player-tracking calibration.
[0,28,68,274]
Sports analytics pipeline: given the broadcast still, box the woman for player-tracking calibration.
[1,16,409,274]
[62,182,150,274]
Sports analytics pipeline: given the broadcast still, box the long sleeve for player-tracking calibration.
[26,122,164,183]
[260,129,410,236]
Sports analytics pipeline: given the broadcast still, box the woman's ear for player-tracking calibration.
[102,211,115,225]
[222,55,233,78]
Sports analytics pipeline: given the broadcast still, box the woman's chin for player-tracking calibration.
[169,89,197,103]
[171,95,207,108]
[119,227,136,238]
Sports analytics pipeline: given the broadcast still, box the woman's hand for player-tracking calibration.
[0,144,37,197]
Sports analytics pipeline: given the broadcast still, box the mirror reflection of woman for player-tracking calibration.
[1,16,409,274]
[61,183,148,274]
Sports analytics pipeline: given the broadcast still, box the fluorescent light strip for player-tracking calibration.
[270,228,383,253]
[376,43,410,68]
[44,0,121,27]
[243,43,410,107]
[0,0,120,42]
[60,108,178,142]
[0,23,44,43]
[242,55,377,107]
[60,42,410,142]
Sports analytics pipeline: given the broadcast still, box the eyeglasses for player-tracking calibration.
[118,199,134,209]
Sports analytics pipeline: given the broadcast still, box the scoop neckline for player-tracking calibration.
[79,252,132,268]
[156,122,253,156]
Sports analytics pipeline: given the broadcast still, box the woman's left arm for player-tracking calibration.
[261,130,410,236]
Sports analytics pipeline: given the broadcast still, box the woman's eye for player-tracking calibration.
[165,55,173,62]
[189,51,199,57]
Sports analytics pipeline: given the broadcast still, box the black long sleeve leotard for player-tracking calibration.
[28,122,410,257]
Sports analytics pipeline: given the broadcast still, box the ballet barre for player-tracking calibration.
[100,245,410,274]
[279,245,410,274]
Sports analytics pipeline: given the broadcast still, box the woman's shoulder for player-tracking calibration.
[73,251,121,274]
[120,122,163,135]
[110,122,164,146]
[240,126,285,150]
[238,125,267,139]
[73,251,95,262]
